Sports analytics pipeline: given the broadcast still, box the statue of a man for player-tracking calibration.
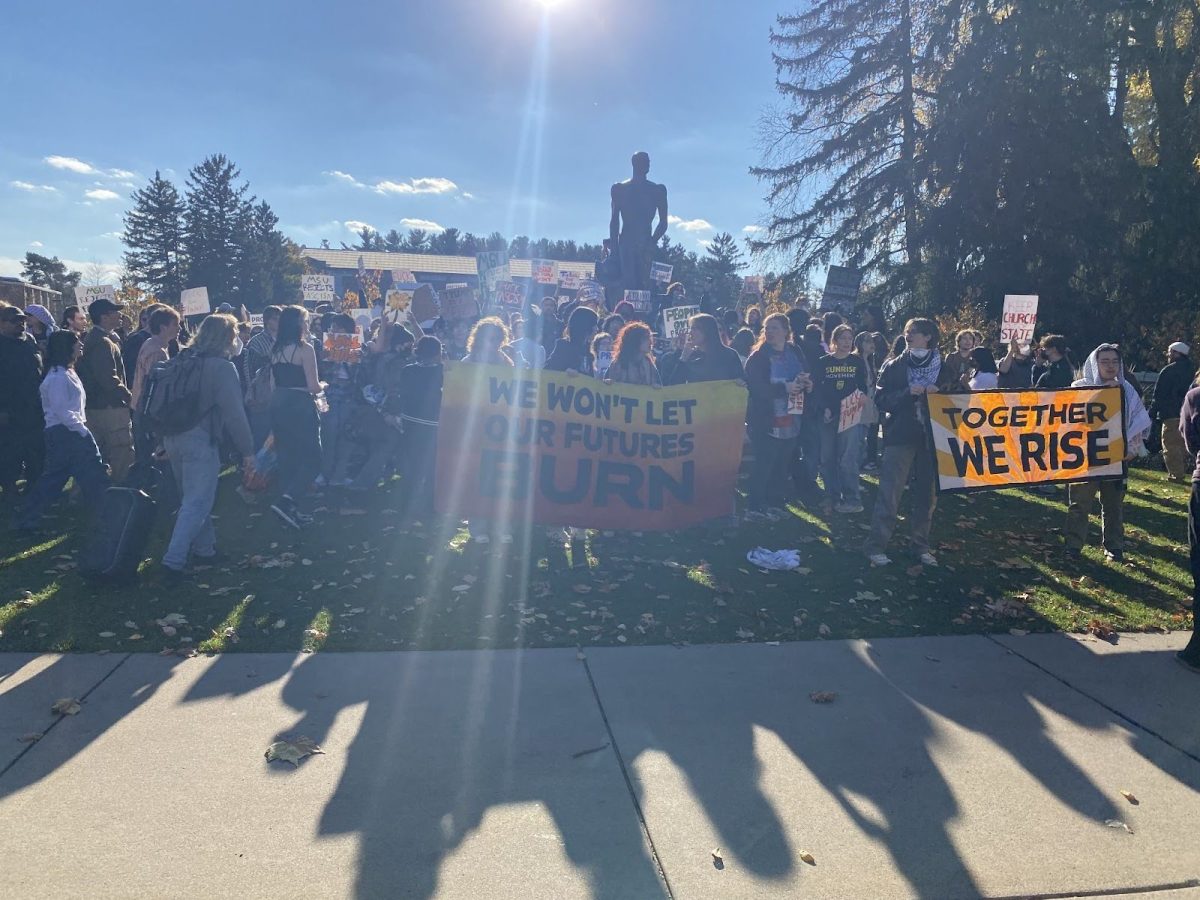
[610,151,668,293]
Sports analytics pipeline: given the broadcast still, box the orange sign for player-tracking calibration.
[435,364,748,529]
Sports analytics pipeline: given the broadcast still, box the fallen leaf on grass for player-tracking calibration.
[51,698,81,716]
[800,850,817,866]
[1120,790,1139,805]
[264,736,325,767]
[1086,620,1118,643]
[572,585,592,594]
[18,732,42,743]
[818,624,831,637]
[1104,818,1134,834]
[809,691,838,704]
[98,631,115,638]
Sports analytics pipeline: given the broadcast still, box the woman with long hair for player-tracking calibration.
[670,313,744,384]
[546,307,599,376]
[464,317,513,366]
[606,322,661,386]
[159,314,255,577]
[269,305,323,529]
[744,313,810,520]
[16,331,109,532]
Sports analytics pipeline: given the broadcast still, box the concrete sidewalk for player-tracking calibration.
[0,633,1197,900]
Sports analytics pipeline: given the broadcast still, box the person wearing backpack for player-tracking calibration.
[156,314,255,579]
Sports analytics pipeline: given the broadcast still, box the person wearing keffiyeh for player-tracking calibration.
[863,318,955,567]
[1063,343,1152,562]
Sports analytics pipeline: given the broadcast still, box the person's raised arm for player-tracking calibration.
[653,185,668,243]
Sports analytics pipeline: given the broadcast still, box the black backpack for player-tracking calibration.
[140,351,209,436]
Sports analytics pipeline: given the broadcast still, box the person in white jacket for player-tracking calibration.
[1064,344,1152,562]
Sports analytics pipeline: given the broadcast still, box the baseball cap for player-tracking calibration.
[215,302,235,314]
[0,306,26,321]
[1169,341,1190,356]
[87,297,124,320]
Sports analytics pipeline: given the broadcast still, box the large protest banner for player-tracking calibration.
[926,387,1127,493]
[435,364,748,529]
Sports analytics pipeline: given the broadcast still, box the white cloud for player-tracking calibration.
[45,155,97,174]
[324,170,365,188]
[742,225,763,234]
[669,215,714,233]
[10,181,57,192]
[461,192,476,200]
[100,231,123,240]
[399,218,445,232]
[107,169,137,181]
[29,241,43,248]
[374,177,458,196]
[85,189,121,201]
[344,220,376,233]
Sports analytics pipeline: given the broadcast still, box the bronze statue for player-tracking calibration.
[610,151,668,292]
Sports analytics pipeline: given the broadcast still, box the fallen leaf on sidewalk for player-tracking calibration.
[809,692,838,704]
[51,698,81,716]
[1087,620,1118,643]
[711,848,723,865]
[1120,790,1139,805]
[800,850,817,866]
[1104,818,1134,834]
[265,736,325,767]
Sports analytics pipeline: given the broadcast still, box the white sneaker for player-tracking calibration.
[918,552,938,567]
[868,553,892,567]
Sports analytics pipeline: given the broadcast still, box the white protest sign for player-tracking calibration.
[384,288,413,324]
[530,258,559,285]
[651,262,673,284]
[391,269,416,285]
[495,281,528,311]
[1000,294,1039,351]
[661,305,699,342]
[838,389,867,433]
[577,281,604,307]
[787,390,805,416]
[301,274,335,304]
[475,250,509,300]
[743,275,764,295]
[623,290,653,313]
[596,350,613,378]
[248,313,264,327]
[180,287,211,317]
[76,284,117,304]
[558,270,583,291]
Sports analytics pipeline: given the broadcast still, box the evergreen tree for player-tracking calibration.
[122,170,185,303]
[236,200,302,309]
[428,227,461,255]
[183,154,251,306]
[382,229,403,253]
[401,229,429,252]
[20,252,81,297]
[699,232,747,310]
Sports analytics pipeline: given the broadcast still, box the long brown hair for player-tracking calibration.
[752,312,792,352]
[612,322,652,368]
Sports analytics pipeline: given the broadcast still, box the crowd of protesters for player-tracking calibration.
[0,283,1198,672]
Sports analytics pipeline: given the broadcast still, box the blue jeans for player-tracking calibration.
[17,426,109,529]
[821,421,864,503]
[162,426,219,570]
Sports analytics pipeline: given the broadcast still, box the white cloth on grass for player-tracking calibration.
[746,547,802,571]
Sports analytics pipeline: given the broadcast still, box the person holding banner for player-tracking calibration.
[268,306,324,530]
[817,324,868,513]
[745,314,810,520]
[1064,344,1152,562]
[605,323,662,387]
[1175,378,1200,673]
[863,318,951,567]
[546,307,600,376]
[671,314,744,385]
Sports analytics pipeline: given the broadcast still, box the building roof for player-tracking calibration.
[300,248,595,279]
[0,277,62,297]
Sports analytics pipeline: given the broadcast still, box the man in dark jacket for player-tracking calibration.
[0,304,44,497]
[1034,335,1073,389]
[863,318,954,567]
[78,298,134,482]
[1150,341,1196,482]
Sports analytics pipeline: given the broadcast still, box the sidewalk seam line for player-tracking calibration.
[984,635,1200,766]
[0,653,132,782]
[580,657,676,899]
[986,876,1200,899]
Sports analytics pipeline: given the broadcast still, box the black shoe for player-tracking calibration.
[570,538,588,569]
[1104,549,1125,563]
[1175,652,1200,675]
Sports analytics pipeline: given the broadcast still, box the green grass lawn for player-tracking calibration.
[0,463,1192,655]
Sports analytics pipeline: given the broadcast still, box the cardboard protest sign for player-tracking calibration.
[743,275,764,295]
[821,266,861,312]
[494,280,528,311]
[391,269,416,285]
[662,305,699,342]
[596,350,613,378]
[248,313,264,327]
[530,259,559,285]
[301,274,335,303]
[926,387,1127,493]
[624,290,653,313]
[411,283,440,323]
[558,270,583,291]
[77,284,117,305]
[384,288,413,324]
[1001,294,1039,351]
[787,390,805,416]
[435,364,747,529]
[442,284,479,321]
[838,390,867,433]
[180,287,210,317]
[577,281,605,308]
[476,250,509,301]
[651,262,673,285]
[323,331,363,365]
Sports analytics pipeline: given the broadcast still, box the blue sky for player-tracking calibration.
[0,0,786,282]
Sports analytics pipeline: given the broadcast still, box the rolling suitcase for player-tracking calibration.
[80,486,157,584]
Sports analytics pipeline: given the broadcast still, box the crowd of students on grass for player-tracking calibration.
[0,287,1198,671]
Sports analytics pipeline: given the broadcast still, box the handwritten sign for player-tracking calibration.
[301,274,335,303]
[494,281,528,311]
[651,262,673,284]
[476,250,509,300]
[558,270,583,291]
[180,287,210,317]
[530,259,559,285]
[577,281,605,308]
[1000,294,1039,351]
[323,331,363,365]
[624,290,653,313]
[596,350,613,378]
[838,390,867,433]
[391,269,416,285]
[442,284,478,321]
[77,284,117,305]
[248,313,264,328]
[662,305,699,342]
[743,275,764,295]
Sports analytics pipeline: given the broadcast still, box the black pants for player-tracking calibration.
[1185,481,1200,660]
[0,420,44,494]
[403,422,438,517]
[271,390,322,511]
